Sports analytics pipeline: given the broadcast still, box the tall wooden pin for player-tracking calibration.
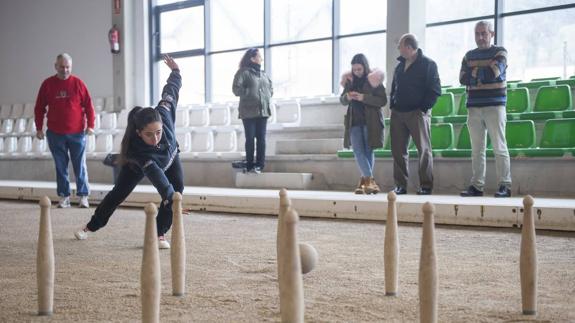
[385,191,399,296]
[520,195,537,315]
[419,202,437,323]
[142,203,161,323]
[277,189,291,280]
[171,192,186,296]
[277,208,304,323]
[37,196,54,316]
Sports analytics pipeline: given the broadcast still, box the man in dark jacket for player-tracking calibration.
[389,33,441,195]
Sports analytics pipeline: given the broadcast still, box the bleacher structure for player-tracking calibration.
[0,76,574,195]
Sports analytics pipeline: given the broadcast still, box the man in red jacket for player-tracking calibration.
[34,53,95,208]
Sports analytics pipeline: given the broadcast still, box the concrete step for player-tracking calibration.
[275,138,342,155]
[235,172,313,190]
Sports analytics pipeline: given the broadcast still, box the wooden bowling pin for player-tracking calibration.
[520,195,537,315]
[171,192,186,296]
[419,202,437,323]
[37,196,54,316]
[277,189,291,283]
[384,191,399,296]
[142,203,161,323]
[277,208,304,323]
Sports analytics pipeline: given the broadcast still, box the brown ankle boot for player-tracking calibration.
[364,177,380,194]
[354,177,368,194]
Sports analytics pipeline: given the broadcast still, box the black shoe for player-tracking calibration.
[416,188,432,195]
[393,186,407,195]
[494,185,511,198]
[460,185,484,197]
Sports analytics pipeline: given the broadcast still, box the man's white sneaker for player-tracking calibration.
[58,196,71,208]
[78,196,90,208]
[74,228,88,240]
[158,236,170,249]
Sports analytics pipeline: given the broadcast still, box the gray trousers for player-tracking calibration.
[390,109,434,190]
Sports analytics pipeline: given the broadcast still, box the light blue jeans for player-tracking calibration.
[46,130,90,197]
[467,106,512,190]
[350,125,374,177]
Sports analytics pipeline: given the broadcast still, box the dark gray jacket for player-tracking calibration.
[232,67,273,119]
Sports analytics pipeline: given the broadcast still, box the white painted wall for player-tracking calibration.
[0,0,113,104]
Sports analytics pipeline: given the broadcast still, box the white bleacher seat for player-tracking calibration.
[274,99,301,125]
[32,137,47,155]
[113,132,124,152]
[176,132,192,153]
[93,114,101,130]
[99,112,117,130]
[10,103,24,119]
[213,129,237,152]
[17,136,32,154]
[13,118,28,134]
[104,96,115,112]
[268,102,277,124]
[86,134,96,153]
[93,97,105,112]
[209,104,231,126]
[3,137,17,154]
[0,137,3,152]
[94,134,113,153]
[175,107,190,128]
[22,103,35,118]
[321,95,341,104]
[0,104,12,119]
[190,130,214,152]
[236,131,245,152]
[116,108,130,129]
[189,106,210,127]
[25,118,36,134]
[1,119,14,134]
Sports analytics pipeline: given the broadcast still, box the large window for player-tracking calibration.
[152,0,389,103]
[211,0,263,51]
[425,1,575,85]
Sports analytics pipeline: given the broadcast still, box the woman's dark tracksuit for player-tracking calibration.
[86,69,183,237]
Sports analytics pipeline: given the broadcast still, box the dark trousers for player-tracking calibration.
[390,109,434,189]
[86,155,184,236]
[242,117,268,170]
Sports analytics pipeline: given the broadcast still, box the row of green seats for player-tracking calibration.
[429,84,574,123]
[337,118,575,158]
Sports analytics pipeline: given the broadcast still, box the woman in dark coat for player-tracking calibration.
[232,48,273,173]
[340,53,387,194]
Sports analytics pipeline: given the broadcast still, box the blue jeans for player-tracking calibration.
[46,130,89,197]
[350,125,374,177]
[242,117,268,170]
[467,106,512,190]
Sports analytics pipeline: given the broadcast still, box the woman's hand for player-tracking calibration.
[163,54,179,71]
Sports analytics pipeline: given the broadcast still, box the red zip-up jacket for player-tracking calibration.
[34,75,95,135]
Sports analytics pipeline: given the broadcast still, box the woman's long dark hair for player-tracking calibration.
[238,48,260,69]
[351,53,371,77]
[119,106,162,165]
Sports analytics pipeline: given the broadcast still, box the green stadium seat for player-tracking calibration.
[570,75,575,79]
[556,79,575,88]
[520,85,573,121]
[444,93,468,123]
[525,119,575,157]
[429,123,454,157]
[337,149,353,158]
[506,87,530,120]
[486,120,536,157]
[563,111,575,118]
[445,87,466,95]
[430,92,454,123]
[531,76,560,82]
[442,124,472,157]
[517,80,552,89]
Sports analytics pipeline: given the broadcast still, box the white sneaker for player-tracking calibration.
[74,228,88,240]
[78,196,90,208]
[158,236,170,249]
[58,196,71,208]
